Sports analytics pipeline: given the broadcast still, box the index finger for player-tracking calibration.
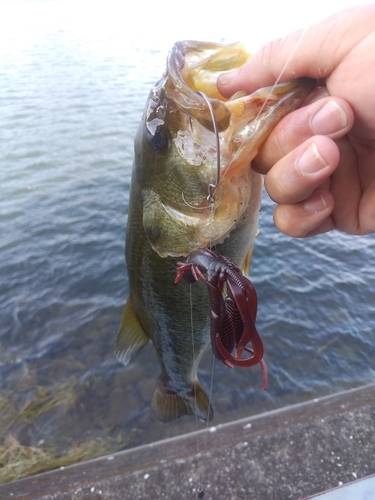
[217,5,374,97]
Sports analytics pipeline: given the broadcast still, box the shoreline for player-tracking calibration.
[2,383,375,499]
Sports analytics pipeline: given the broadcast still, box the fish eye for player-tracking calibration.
[146,125,169,152]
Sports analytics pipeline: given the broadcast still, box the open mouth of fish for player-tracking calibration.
[143,41,316,258]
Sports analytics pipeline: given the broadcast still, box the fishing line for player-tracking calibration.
[186,31,311,499]
[181,90,221,214]
[189,284,198,428]
[187,229,217,498]
[193,342,217,498]
[189,281,215,499]
[186,37,316,487]
[193,91,223,496]
[189,284,205,498]
[254,26,310,120]
[197,353,216,496]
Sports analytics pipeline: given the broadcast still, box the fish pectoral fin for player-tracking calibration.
[115,300,150,366]
[242,229,260,275]
[151,379,213,422]
[242,244,254,276]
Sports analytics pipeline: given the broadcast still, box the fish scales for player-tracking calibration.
[116,41,315,422]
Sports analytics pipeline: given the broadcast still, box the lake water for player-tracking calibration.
[1,0,375,482]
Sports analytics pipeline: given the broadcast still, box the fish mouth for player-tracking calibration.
[167,41,239,133]
[168,42,315,227]
[142,41,316,258]
[166,41,316,179]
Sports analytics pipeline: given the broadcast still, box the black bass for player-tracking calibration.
[117,41,315,422]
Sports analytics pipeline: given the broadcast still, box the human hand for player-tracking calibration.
[218,5,375,237]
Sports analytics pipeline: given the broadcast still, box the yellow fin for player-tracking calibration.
[115,300,150,366]
[151,379,213,422]
[242,229,260,275]
[242,245,254,276]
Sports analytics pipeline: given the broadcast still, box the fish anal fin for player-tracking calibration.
[151,379,213,423]
[115,300,150,366]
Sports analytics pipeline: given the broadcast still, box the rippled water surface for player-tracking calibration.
[1,0,375,481]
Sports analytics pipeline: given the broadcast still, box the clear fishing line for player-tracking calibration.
[254,26,309,120]
[181,90,221,213]
[189,284,205,498]
[197,353,216,497]
[187,27,311,499]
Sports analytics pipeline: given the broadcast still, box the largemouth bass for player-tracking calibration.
[117,41,315,422]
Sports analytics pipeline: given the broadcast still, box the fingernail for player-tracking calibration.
[311,101,347,135]
[304,193,327,213]
[298,142,327,174]
[218,69,240,86]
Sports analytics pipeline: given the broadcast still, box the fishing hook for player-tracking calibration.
[196,91,221,204]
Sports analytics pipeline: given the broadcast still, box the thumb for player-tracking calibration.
[217,5,374,97]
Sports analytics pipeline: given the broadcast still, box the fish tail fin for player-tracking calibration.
[115,299,150,366]
[151,379,213,422]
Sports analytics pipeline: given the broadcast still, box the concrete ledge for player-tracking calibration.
[2,383,375,499]
[306,473,375,499]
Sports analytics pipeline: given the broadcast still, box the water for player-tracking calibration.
[1,0,375,481]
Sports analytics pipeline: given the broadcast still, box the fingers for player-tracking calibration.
[218,30,314,97]
[264,138,338,237]
[253,96,354,174]
[217,26,333,97]
[273,190,335,238]
[214,4,375,239]
[264,136,339,205]
[255,96,354,238]
[259,131,340,237]
[217,5,375,98]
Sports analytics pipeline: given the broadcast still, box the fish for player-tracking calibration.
[116,40,315,422]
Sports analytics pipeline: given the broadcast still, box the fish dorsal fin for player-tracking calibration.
[115,300,150,366]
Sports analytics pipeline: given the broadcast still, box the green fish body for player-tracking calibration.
[117,41,315,422]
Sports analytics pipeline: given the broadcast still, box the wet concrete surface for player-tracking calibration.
[2,383,375,500]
